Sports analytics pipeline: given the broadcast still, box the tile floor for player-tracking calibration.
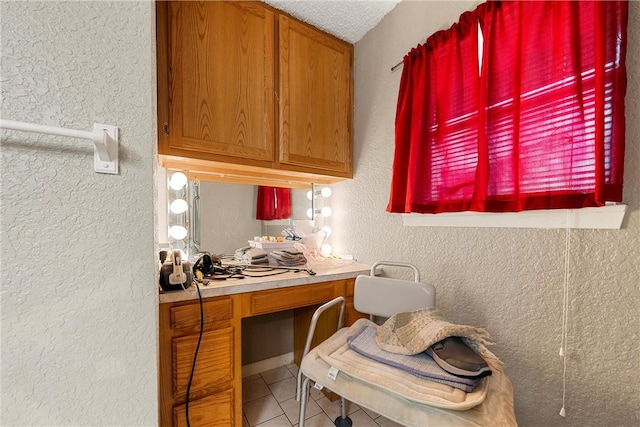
[242,363,404,427]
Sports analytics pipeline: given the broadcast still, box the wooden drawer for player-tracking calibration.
[248,282,335,315]
[172,327,234,399]
[173,388,234,427]
[170,297,233,329]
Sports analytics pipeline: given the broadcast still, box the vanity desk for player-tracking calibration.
[158,262,371,427]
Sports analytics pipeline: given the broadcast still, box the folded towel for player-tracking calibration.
[271,249,306,266]
[376,308,504,373]
[348,325,481,392]
[235,247,269,264]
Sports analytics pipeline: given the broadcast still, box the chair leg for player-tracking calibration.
[333,397,353,427]
[299,377,311,427]
[296,369,304,401]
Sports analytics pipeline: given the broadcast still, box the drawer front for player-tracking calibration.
[173,388,234,427]
[172,328,234,398]
[170,298,233,329]
[249,282,335,315]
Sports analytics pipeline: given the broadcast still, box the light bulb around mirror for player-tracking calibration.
[321,206,332,217]
[169,172,188,190]
[320,186,332,198]
[321,226,332,237]
[306,190,313,200]
[169,199,189,214]
[321,244,332,255]
[169,225,188,240]
[306,208,313,219]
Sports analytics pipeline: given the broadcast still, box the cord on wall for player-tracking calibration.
[559,209,571,417]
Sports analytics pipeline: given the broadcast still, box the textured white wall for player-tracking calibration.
[0,2,158,425]
[338,1,640,426]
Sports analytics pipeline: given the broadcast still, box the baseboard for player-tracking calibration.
[242,352,295,378]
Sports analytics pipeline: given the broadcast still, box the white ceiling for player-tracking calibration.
[265,0,401,44]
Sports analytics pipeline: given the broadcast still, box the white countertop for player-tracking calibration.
[159,260,372,304]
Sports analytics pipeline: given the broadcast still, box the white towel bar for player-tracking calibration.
[0,119,119,174]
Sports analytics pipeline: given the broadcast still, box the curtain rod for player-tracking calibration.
[391,60,403,72]
[0,119,119,174]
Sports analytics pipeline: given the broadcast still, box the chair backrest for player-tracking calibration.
[353,275,436,318]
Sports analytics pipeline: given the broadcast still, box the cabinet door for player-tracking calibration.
[173,389,234,427]
[163,2,276,166]
[278,15,353,177]
[172,328,234,400]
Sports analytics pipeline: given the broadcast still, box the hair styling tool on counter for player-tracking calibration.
[192,252,222,276]
[241,265,316,276]
[159,250,193,291]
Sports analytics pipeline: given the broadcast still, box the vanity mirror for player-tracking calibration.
[198,181,306,256]
[159,169,334,261]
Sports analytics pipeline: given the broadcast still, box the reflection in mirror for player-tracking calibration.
[198,181,309,257]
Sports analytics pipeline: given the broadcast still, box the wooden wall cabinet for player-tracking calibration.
[157,1,353,188]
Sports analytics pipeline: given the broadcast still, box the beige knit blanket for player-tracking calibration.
[376,308,504,373]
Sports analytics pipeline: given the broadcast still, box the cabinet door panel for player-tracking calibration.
[172,328,234,399]
[279,15,353,176]
[167,2,275,163]
[173,389,234,427]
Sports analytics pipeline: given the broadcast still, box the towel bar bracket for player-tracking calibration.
[93,123,118,174]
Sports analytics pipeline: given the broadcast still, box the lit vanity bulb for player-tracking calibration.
[169,172,188,191]
[169,199,188,214]
[321,244,333,255]
[321,226,332,237]
[169,225,188,240]
[306,208,313,219]
[321,206,332,217]
[306,186,332,199]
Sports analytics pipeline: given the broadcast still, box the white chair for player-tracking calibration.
[296,261,516,427]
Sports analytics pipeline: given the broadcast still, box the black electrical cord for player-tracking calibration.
[184,280,203,427]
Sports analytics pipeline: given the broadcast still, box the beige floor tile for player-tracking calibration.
[345,409,379,426]
[244,394,285,427]
[280,396,322,425]
[261,366,293,385]
[301,412,335,427]
[373,415,406,427]
[244,373,262,383]
[268,377,297,403]
[286,363,299,377]
[243,377,271,403]
[255,414,293,427]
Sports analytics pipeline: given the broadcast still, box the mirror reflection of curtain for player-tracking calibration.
[256,186,292,220]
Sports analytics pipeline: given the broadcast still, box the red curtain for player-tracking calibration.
[256,186,291,220]
[388,0,628,214]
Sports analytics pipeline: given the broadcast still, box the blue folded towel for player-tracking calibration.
[347,325,482,392]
